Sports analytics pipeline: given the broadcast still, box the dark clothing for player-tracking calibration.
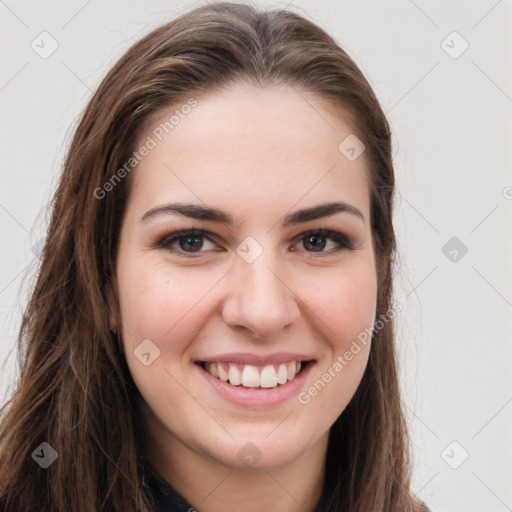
[139,455,196,511]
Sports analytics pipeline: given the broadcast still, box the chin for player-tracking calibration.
[200,426,316,471]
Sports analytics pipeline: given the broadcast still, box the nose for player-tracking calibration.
[221,249,300,339]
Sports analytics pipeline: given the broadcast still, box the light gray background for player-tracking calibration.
[1,1,511,511]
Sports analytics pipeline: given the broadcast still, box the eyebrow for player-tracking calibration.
[139,201,365,226]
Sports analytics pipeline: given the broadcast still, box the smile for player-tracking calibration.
[195,357,316,407]
[199,361,311,389]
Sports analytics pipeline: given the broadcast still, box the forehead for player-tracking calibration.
[128,83,371,223]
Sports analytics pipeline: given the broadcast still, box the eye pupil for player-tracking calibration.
[304,235,326,252]
[180,236,202,252]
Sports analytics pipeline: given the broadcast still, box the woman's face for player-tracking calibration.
[114,83,378,470]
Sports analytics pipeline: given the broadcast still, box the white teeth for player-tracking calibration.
[276,363,288,384]
[204,361,305,388]
[241,365,260,387]
[260,365,278,388]
[228,363,242,386]
[218,364,229,382]
[287,361,296,380]
[209,363,219,378]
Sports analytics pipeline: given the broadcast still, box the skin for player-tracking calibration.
[112,83,378,511]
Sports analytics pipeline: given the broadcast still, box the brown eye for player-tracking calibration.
[303,234,328,252]
[156,228,353,259]
[295,229,353,254]
[157,229,218,257]
[177,234,204,252]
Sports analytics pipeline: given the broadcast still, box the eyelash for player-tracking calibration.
[155,228,353,258]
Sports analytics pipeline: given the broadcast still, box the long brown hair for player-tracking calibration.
[0,3,428,511]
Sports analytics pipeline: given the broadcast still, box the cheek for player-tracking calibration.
[301,260,378,350]
[298,272,376,418]
[117,258,208,342]
[116,262,196,403]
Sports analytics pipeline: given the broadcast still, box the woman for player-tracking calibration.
[0,2,431,511]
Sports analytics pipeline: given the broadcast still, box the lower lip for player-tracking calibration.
[196,362,315,407]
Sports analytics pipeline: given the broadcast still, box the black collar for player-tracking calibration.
[138,454,197,512]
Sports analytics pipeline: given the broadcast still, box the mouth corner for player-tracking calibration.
[300,359,315,373]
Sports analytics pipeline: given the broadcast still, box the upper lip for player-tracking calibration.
[195,352,316,366]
